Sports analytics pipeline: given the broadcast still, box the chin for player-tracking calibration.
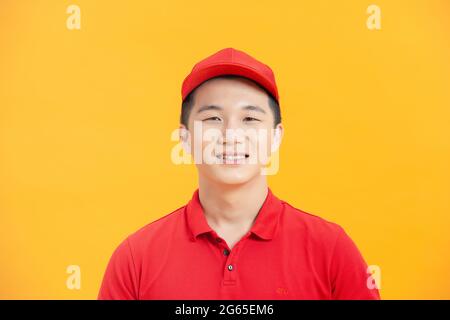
[202,165,262,186]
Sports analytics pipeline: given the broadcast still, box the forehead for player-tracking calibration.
[192,77,270,110]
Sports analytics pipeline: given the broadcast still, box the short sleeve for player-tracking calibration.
[329,225,381,300]
[98,238,139,300]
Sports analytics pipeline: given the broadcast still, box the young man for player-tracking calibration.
[98,48,380,300]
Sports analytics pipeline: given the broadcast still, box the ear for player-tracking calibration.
[271,123,284,153]
[179,124,192,155]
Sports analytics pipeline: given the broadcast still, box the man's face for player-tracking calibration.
[181,77,283,185]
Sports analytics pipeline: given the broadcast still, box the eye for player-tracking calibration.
[203,116,221,122]
[243,117,261,122]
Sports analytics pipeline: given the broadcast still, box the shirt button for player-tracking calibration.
[227,264,233,271]
[223,249,230,256]
[215,237,222,243]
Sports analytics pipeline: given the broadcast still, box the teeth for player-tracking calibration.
[225,155,245,160]
[216,154,246,160]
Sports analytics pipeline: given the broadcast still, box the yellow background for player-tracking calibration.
[1,0,449,299]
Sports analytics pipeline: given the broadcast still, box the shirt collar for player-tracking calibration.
[185,187,283,242]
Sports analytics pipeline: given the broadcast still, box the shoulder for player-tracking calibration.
[279,199,369,274]
[280,200,346,246]
[124,205,186,251]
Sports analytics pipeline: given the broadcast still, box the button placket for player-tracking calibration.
[212,231,251,286]
[222,241,244,285]
[212,234,231,259]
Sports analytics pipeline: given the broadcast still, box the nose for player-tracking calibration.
[221,117,240,133]
[218,118,246,149]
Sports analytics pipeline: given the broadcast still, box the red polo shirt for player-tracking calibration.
[98,188,380,300]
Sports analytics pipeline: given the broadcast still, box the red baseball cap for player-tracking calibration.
[181,47,279,104]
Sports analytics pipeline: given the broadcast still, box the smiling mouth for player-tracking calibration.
[215,153,250,162]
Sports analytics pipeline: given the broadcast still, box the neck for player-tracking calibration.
[198,175,268,229]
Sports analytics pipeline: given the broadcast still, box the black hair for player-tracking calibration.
[180,75,281,129]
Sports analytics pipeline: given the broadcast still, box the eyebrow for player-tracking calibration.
[196,104,266,114]
[242,105,266,114]
[196,105,223,114]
